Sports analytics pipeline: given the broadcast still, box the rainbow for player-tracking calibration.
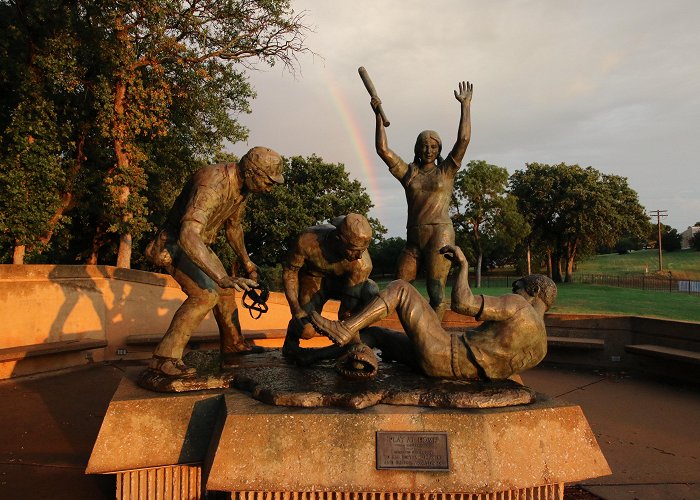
[322,70,383,212]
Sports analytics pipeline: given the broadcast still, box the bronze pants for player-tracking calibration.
[368,280,478,379]
[153,243,243,360]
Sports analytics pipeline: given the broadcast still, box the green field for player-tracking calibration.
[576,248,700,280]
[375,278,700,323]
[372,250,700,322]
[471,283,700,323]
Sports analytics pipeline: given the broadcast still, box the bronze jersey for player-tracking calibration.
[388,155,460,228]
[164,163,246,245]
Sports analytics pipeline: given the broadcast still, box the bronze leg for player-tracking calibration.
[395,244,419,281]
[424,224,454,319]
[214,288,251,353]
[283,275,326,358]
[375,280,454,377]
[153,248,219,360]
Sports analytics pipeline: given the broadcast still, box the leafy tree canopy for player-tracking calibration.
[649,224,682,253]
[451,160,529,285]
[692,233,700,251]
[509,162,649,282]
[369,236,406,277]
[221,154,386,269]
[0,0,311,266]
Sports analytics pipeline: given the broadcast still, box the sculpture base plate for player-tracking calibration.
[160,348,537,409]
[136,350,237,392]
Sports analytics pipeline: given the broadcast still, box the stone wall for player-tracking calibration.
[0,265,303,378]
[1,264,698,381]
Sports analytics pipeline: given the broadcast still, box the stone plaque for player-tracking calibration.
[376,431,449,471]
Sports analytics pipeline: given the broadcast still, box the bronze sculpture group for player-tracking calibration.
[310,245,555,380]
[143,75,557,390]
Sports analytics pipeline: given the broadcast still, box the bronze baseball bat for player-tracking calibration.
[358,66,390,127]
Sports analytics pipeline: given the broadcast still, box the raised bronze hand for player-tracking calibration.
[440,244,468,267]
[454,81,473,105]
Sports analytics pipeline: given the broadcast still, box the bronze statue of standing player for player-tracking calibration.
[363,69,473,319]
[144,147,283,379]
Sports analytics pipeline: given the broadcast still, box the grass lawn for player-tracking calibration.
[576,248,700,280]
[548,283,700,322]
[374,279,700,323]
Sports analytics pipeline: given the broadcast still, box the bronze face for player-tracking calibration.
[340,238,369,261]
[245,171,278,193]
[418,137,440,165]
[240,146,284,193]
[335,213,372,261]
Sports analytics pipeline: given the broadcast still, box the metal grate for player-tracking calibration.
[116,464,202,499]
[114,467,564,500]
[231,486,564,500]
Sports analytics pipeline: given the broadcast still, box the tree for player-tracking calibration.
[0,0,311,267]
[611,235,645,254]
[692,232,700,251]
[369,236,406,277]
[650,224,682,252]
[0,0,93,263]
[86,0,310,267]
[510,163,649,282]
[240,155,386,268]
[451,160,529,286]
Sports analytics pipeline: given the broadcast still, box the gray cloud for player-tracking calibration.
[231,0,700,236]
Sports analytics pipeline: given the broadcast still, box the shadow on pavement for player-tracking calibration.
[0,362,131,499]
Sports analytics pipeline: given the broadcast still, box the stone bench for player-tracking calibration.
[548,336,605,350]
[624,344,700,365]
[0,339,107,363]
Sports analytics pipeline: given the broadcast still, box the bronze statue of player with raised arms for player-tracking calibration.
[364,69,472,319]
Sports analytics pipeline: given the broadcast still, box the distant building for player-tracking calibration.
[681,225,700,249]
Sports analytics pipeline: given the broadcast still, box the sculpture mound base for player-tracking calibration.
[88,366,610,499]
[136,349,535,407]
[175,349,535,409]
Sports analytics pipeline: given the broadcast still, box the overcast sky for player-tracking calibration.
[230,0,700,238]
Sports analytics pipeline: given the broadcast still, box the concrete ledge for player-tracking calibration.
[625,344,700,365]
[125,330,288,346]
[548,336,605,350]
[0,339,107,362]
[86,369,224,474]
[2,264,700,383]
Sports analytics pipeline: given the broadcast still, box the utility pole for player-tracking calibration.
[649,210,668,272]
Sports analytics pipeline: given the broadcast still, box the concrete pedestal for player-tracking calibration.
[88,370,610,499]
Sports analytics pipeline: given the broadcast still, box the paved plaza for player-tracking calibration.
[0,361,698,499]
